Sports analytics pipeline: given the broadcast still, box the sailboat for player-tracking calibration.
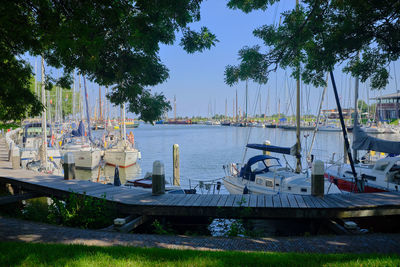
[61,121,101,169]
[223,144,341,195]
[61,75,101,170]
[325,125,400,193]
[104,103,141,168]
[20,56,62,171]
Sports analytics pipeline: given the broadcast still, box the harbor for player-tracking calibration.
[2,0,400,265]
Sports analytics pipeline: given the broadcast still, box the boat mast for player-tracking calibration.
[83,76,93,143]
[295,0,302,173]
[72,71,75,122]
[225,98,227,120]
[174,95,176,121]
[330,71,360,191]
[99,86,102,123]
[307,74,329,162]
[122,103,126,140]
[41,56,48,167]
[245,79,248,122]
[79,73,84,122]
[235,89,238,122]
[352,52,360,162]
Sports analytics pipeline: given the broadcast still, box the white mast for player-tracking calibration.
[72,71,75,122]
[122,103,126,140]
[41,56,48,167]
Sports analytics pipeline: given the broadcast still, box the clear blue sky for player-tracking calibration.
[152,1,400,118]
[26,1,400,119]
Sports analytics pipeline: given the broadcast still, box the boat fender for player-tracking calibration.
[243,185,249,194]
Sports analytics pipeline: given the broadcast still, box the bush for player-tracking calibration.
[48,192,116,229]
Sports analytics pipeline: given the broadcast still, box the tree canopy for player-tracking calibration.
[225,0,400,89]
[0,0,217,122]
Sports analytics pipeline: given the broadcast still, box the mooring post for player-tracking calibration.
[11,146,20,169]
[63,152,76,180]
[173,144,180,186]
[311,160,324,197]
[8,142,13,161]
[152,160,165,195]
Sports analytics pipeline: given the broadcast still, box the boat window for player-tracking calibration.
[256,178,263,185]
[301,188,307,192]
[275,183,280,187]
[251,161,266,172]
[287,186,291,190]
[265,180,273,187]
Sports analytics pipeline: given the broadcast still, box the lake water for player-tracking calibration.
[83,124,399,193]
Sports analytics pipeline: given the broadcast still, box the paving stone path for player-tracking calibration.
[1,216,400,253]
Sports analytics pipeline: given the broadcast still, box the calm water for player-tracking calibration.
[82,124,399,192]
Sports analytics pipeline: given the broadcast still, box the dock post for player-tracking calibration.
[311,160,324,197]
[11,146,20,169]
[173,144,180,186]
[63,152,76,180]
[152,160,165,195]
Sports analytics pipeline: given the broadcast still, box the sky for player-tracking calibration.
[26,1,400,119]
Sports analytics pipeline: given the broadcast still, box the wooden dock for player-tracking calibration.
[1,159,400,219]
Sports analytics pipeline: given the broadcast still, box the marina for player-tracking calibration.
[1,157,400,220]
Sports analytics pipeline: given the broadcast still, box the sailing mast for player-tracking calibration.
[99,86,102,123]
[295,0,302,173]
[174,95,176,121]
[235,89,238,122]
[72,71,76,122]
[352,52,360,162]
[245,79,248,122]
[40,56,48,168]
[122,103,126,140]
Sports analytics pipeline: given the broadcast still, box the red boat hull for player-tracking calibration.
[324,173,388,193]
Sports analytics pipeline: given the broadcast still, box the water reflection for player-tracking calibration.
[75,164,141,184]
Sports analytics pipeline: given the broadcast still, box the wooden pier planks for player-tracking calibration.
[1,161,400,219]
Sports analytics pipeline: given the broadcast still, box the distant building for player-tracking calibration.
[372,92,400,121]
[321,108,354,119]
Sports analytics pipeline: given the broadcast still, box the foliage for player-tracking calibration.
[151,219,175,235]
[48,192,115,229]
[1,1,218,122]
[0,123,19,131]
[20,197,50,223]
[30,78,80,119]
[1,242,400,267]
[0,54,42,122]
[225,0,400,90]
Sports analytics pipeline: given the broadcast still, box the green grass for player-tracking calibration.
[0,241,399,266]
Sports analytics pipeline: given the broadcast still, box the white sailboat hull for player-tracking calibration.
[73,150,101,170]
[61,146,101,170]
[104,149,140,168]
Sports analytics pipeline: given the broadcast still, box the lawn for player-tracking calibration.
[0,241,399,266]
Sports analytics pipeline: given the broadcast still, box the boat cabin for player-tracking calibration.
[240,155,282,181]
[22,123,51,148]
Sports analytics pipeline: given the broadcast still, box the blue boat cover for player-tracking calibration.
[246,143,294,155]
[246,154,279,166]
[71,121,85,137]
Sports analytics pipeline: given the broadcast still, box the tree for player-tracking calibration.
[225,0,400,90]
[0,1,217,122]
